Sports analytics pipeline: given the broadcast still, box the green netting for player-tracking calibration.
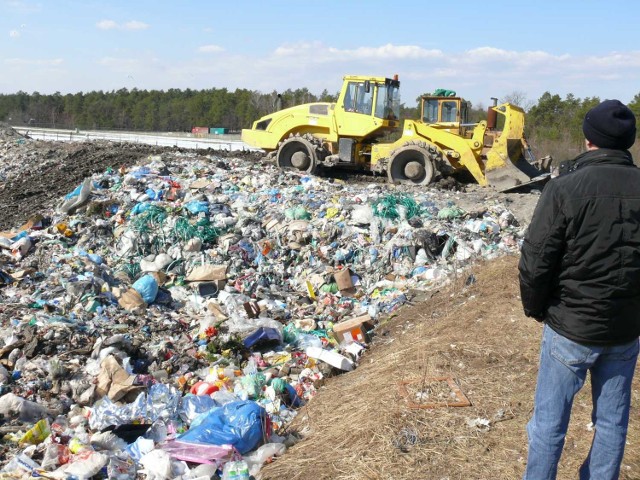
[129,204,220,250]
[121,262,141,280]
[130,206,168,233]
[173,217,219,243]
[372,194,422,219]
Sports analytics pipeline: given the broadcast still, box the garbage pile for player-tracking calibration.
[0,149,525,479]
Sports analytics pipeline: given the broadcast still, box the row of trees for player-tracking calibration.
[0,88,339,132]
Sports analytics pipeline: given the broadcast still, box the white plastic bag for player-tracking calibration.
[244,443,286,476]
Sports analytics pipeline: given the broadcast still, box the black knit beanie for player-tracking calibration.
[583,99,636,150]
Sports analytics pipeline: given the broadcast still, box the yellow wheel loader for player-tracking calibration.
[241,76,551,191]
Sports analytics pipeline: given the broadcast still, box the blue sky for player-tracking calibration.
[2,0,640,109]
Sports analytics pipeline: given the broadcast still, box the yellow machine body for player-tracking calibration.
[242,79,550,190]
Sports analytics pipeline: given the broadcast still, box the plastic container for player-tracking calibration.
[305,346,354,371]
[222,460,250,480]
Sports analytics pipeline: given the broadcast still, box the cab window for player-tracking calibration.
[374,83,400,120]
[343,82,373,115]
[355,83,373,114]
[423,99,439,123]
[441,101,458,122]
[344,83,356,111]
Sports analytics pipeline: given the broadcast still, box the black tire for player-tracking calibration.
[387,142,435,186]
[276,134,320,174]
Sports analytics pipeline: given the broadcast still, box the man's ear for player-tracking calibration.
[585,139,599,150]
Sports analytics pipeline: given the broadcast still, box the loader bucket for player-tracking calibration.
[485,156,551,192]
[484,104,550,191]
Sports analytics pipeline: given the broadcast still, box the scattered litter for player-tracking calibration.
[466,417,491,430]
[398,377,472,409]
[0,131,529,477]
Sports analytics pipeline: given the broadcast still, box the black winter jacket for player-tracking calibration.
[519,148,640,345]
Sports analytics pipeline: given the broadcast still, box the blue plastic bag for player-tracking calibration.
[177,400,268,454]
[184,201,209,214]
[130,202,151,216]
[64,183,83,200]
[243,327,282,349]
[132,275,159,304]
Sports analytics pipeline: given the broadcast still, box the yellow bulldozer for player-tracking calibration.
[241,75,551,191]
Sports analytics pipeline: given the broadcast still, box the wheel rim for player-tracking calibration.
[404,161,425,180]
[291,151,311,170]
[387,147,434,186]
[277,138,318,173]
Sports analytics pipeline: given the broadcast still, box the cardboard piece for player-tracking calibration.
[206,301,228,321]
[95,355,143,402]
[189,178,212,189]
[332,314,373,344]
[117,288,146,311]
[185,264,227,282]
[333,269,353,291]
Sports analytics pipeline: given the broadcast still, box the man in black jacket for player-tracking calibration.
[519,99,640,479]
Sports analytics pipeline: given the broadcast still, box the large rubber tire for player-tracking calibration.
[387,142,435,186]
[276,134,321,174]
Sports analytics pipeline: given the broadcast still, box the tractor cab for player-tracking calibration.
[335,75,401,139]
[420,91,471,137]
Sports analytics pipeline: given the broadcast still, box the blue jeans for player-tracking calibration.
[524,325,639,480]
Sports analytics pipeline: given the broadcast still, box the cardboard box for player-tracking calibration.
[333,314,372,344]
[333,269,353,291]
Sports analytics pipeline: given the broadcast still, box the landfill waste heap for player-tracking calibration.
[0,127,530,479]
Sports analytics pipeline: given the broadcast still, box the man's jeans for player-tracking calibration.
[524,325,639,480]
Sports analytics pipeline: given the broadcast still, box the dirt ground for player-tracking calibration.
[3,127,626,479]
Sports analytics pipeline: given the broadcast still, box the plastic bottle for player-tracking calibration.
[222,460,250,480]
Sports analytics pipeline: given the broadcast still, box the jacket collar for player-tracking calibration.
[573,148,634,170]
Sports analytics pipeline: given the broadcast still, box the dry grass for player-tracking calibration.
[260,255,640,480]
[529,134,640,168]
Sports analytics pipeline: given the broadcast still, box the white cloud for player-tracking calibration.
[96,19,149,31]
[96,20,118,30]
[9,30,20,38]
[274,42,442,61]
[198,45,224,53]
[341,44,443,60]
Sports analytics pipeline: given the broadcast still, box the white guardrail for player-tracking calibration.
[13,127,261,152]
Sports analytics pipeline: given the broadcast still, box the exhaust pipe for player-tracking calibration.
[486,97,498,129]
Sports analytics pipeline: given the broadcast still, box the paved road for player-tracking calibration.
[13,127,260,152]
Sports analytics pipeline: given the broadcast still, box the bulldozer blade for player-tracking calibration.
[486,155,551,192]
